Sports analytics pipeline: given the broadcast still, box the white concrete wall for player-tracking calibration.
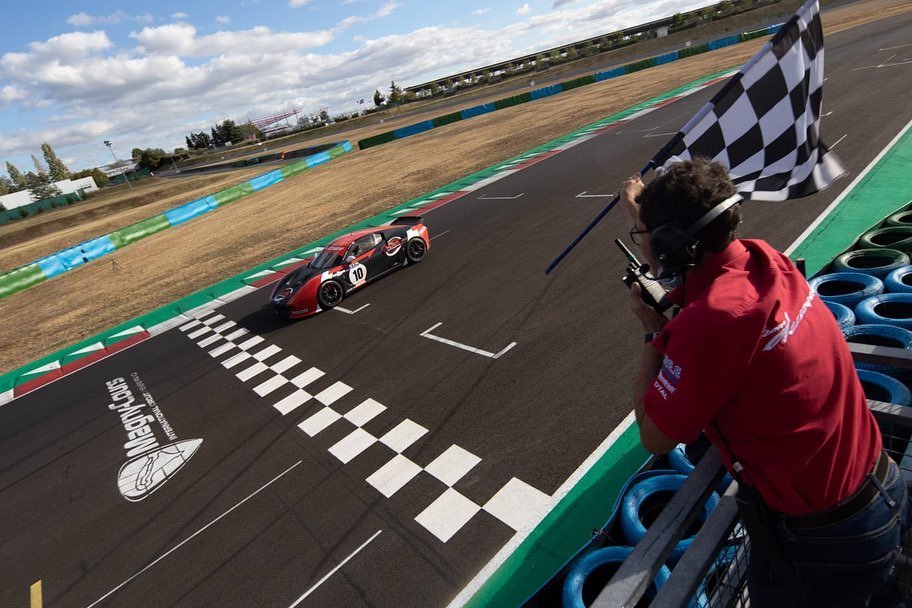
[0,176,97,210]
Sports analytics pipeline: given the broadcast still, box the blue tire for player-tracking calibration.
[885,266,912,294]
[832,248,909,279]
[854,293,912,330]
[855,369,912,406]
[824,301,855,332]
[667,444,735,496]
[808,272,883,308]
[886,210,912,228]
[562,546,671,608]
[620,473,719,564]
[843,324,912,380]
[859,227,912,254]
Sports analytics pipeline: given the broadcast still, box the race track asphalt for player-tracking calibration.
[1,13,910,608]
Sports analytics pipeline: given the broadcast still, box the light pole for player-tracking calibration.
[103,140,132,189]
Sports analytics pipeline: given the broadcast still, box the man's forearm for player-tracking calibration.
[634,342,663,428]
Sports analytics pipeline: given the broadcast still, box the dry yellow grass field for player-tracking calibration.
[1,0,908,375]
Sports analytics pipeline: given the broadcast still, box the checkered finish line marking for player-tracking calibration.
[179,312,550,543]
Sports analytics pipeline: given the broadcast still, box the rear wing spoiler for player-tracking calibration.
[390,216,423,226]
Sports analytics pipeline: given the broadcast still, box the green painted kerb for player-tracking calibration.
[463,426,648,608]
[790,123,912,277]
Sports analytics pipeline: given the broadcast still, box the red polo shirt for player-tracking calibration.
[644,239,881,516]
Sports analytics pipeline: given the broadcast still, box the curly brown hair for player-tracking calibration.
[638,157,741,254]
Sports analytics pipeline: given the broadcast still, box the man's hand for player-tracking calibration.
[620,174,645,228]
[629,283,667,333]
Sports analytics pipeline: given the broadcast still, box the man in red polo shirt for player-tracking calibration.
[619,158,909,607]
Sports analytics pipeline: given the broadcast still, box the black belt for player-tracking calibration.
[784,451,892,530]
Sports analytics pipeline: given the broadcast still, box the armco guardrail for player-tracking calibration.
[0,141,353,302]
[357,25,779,151]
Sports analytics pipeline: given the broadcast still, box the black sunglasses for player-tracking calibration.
[629,227,650,245]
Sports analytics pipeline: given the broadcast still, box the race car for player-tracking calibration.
[270,216,430,319]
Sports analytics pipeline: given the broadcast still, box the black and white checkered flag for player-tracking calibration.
[654,0,844,201]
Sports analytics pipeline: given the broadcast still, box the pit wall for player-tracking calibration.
[0,141,353,302]
[357,26,779,150]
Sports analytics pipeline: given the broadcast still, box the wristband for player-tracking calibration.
[645,331,661,344]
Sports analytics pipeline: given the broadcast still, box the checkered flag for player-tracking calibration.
[654,0,844,201]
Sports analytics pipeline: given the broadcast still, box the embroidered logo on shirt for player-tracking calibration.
[760,288,816,351]
[654,355,682,400]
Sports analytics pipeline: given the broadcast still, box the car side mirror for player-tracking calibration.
[345,255,356,265]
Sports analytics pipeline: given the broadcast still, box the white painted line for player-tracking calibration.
[88,461,302,608]
[197,334,223,348]
[236,361,269,382]
[201,313,225,325]
[430,230,450,240]
[223,351,252,369]
[415,489,481,543]
[271,355,301,375]
[424,445,481,486]
[71,342,105,356]
[644,131,679,138]
[576,191,616,198]
[445,411,637,608]
[298,407,342,436]
[22,361,60,376]
[253,344,282,362]
[179,319,201,332]
[237,336,265,351]
[344,398,387,426]
[420,323,517,359]
[315,381,353,405]
[379,419,428,453]
[245,270,275,280]
[483,477,551,532]
[830,134,848,149]
[328,428,378,464]
[187,327,212,340]
[366,454,423,497]
[786,116,912,256]
[274,257,304,268]
[288,530,382,608]
[333,303,371,315]
[478,193,524,200]
[290,367,324,389]
[212,321,236,333]
[0,389,13,407]
[224,328,249,341]
[208,342,236,358]
[253,375,289,397]
[274,390,312,416]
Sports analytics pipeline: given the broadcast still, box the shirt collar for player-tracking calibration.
[667,240,748,307]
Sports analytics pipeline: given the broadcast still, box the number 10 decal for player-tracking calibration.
[349,263,367,286]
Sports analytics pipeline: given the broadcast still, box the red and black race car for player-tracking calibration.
[270,217,430,319]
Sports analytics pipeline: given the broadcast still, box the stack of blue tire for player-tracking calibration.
[808,209,912,407]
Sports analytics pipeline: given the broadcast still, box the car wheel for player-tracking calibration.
[406,238,427,263]
[317,280,344,309]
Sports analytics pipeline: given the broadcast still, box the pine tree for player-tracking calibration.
[28,156,61,201]
[41,143,70,181]
[6,162,27,192]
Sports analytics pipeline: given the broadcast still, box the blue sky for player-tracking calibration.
[0,0,718,173]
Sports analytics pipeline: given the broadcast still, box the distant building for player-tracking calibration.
[0,176,99,210]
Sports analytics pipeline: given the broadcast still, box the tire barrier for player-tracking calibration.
[886,210,912,228]
[885,265,912,294]
[855,369,912,406]
[843,324,912,379]
[357,22,783,150]
[561,546,671,608]
[808,272,884,308]
[620,473,719,564]
[859,226,912,254]
[667,444,735,496]
[831,248,910,279]
[824,300,856,331]
[0,141,354,302]
[854,293,912,330]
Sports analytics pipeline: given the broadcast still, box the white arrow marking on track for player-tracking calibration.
[420,323,516,359]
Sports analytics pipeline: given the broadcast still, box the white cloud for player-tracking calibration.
[216,15,231,25]
[289,0,313,6]
[172,12,189,19]
[377,1,400,18]
[517,3,532,15]
[552,0,581,7]
[472,8,491,16]
[130,24,335,57]
[67,11,153,27]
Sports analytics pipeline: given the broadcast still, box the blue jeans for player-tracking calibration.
[748,461,911,608]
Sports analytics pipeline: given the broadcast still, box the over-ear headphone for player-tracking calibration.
[649,193,742,276]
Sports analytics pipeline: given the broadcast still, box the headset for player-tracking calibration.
[649,193,743,277]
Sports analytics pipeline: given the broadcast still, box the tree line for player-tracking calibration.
[185,119,262,150]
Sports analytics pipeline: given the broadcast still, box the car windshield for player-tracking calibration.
[310,247,344,269]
